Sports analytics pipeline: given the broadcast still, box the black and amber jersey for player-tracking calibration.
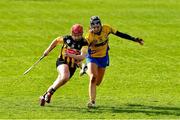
[58,35,87,68]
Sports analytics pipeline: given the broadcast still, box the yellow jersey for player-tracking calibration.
[85,24,117,57]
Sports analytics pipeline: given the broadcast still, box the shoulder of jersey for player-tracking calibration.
[63,35,72,39]
[102,24,111,29]
[88,29,93,34]
[82,37,88,43]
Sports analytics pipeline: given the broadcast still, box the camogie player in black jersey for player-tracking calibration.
[39,24,88,106]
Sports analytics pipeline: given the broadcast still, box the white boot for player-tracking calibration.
[79,63,87,76]
[87,101,96,108]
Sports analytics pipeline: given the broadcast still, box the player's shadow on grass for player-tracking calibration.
[47,104,180,116]
[90,104,180,116]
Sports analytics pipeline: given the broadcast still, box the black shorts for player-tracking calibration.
[56,58,76,78]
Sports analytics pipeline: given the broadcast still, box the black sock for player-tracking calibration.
[92,100,95,104]
[49,88,56,95]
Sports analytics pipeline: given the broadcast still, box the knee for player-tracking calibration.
[96,82,100,86]
[62,75,70,82]
[59,74,70,82]
[89,74,97,84]
[96,77,102,86]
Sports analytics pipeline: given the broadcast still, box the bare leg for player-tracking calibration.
[51,64,70,90]
[40,64,70,106]
[96,67,106,86]
[46,64,70,92]
[87,62,98,102]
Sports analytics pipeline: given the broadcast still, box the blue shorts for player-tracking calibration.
[86,55,109,68]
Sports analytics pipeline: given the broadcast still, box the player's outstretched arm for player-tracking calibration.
[43,37,63,56]
[114,31,144,45]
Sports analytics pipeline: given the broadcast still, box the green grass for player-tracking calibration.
[0,0,180,119]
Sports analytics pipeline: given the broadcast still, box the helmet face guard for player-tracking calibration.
[90,16,101,28]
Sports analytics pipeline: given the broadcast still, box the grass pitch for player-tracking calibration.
[0,0,180,119]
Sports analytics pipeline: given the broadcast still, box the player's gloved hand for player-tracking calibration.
[134,38,144,45]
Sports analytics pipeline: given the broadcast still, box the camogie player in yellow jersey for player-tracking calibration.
[82,16,144,108]
[39,24,88,106]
